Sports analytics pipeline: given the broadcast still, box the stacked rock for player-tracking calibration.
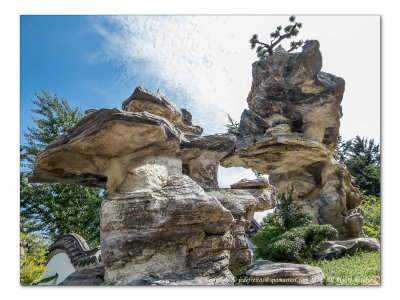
[29,86,275,285]
[221,40,364,238]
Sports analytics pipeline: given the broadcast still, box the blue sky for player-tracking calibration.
[21,16,138,136]
[21,15,380,141]
[20,15,380,209]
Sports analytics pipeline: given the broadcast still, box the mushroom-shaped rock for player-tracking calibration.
[122,86,203,136]
[29,108,186,194]
[29,87,266,285]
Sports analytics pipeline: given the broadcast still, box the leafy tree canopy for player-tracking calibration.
[335,134,380,197]
[359,194,380,240]
[20,90,105,248]
[20,232,48,285]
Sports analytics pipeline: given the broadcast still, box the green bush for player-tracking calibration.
[20,232,48,285]
[252,184,338,263]
[359,195,380,240]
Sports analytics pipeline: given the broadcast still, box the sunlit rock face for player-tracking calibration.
[208,177,275,274]
[29,86,274,285]
[222,40,363,238]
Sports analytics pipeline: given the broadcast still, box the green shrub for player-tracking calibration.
[252,184,338,263]
[20,232,48,285]
[359,195,380,240]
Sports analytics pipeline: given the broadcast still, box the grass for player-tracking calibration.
[307,251,381,285]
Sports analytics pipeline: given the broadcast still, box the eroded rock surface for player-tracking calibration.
[29,87,274,285]
[208,177,276,273]
[222,40,364,238]
[317,237,381,260]
[246,260,324,285]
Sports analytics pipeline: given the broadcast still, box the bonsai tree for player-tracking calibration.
[249,15,304,59]
[252,184,338,263]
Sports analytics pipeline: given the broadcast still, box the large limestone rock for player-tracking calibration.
[245,260,324,285]
[29,87,275,285]
[101,174,235,285]
[208,177,276,273]
[222,40,364,238]
[180,134,236,190]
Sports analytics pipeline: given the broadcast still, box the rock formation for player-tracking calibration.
[221,40,364,238]
[245,260,325,285]
[29,40,377,285]
[316,237,381,260]
[29,86,275,285]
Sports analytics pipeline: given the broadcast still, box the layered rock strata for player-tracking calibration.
[30,87,275,285]
[245,260,325,285]
[208,177,275,273]
[221,40,364,238]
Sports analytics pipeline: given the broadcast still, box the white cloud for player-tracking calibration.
[92,16,271,134]
[91,16,379,201]
[92,15,380,140]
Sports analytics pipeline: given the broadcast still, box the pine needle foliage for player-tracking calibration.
[20,90,105,248]
[249,15,305,60]
[252,184,337,263]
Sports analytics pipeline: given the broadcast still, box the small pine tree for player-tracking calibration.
[249,15,305,60]
[252,184,338,263]
[225,114,240,136]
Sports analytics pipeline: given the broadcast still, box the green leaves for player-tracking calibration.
[252,184,338,263]
[20,232,48,285]
[359,195,380,239]
[20,90,105,248]
[249,34,259,49]
[21,90,83,170]
[335,134,380,197]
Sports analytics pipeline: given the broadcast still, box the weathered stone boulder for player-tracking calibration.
[208,178,276,273]
[317,237,381,260]
[246,40,343,148]
[245,260,324,285]
[29,87,274,285]
[221,40,364,238]
[180,134,236,189]
[101,174,235,285]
